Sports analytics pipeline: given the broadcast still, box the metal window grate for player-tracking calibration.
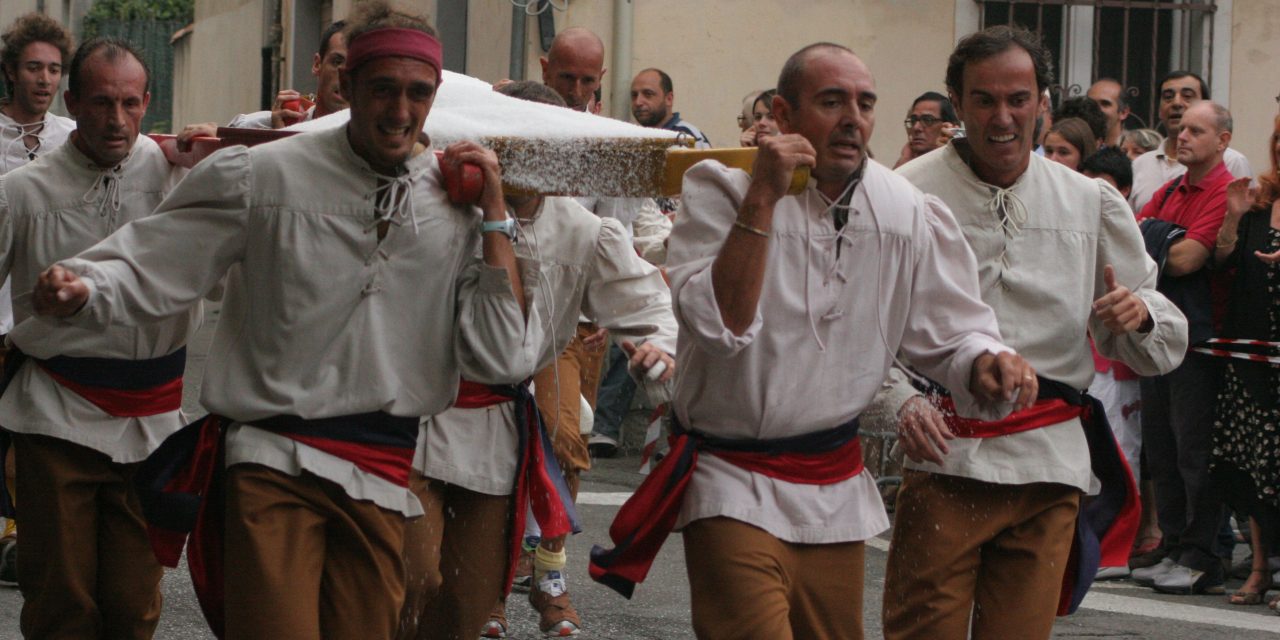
[978,0,1217,132]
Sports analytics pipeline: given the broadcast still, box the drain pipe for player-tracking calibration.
[509,4,527,80]
[609,0,633,120]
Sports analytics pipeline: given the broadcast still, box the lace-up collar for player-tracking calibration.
[0,110,47,173]
[366,167,426,235]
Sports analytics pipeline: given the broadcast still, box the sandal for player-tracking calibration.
[1228,569,1272,606]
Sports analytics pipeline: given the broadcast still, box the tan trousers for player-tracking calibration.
[882,470,1081,640]
[398,472,511,640]
[533,322,606,482]
[13,432,162,640]
[224,464,407,640]
[683,517,866,640]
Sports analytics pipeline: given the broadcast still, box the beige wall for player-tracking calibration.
[464,0,958,159]
[1227,0,1278,174]
[171,0,265,129]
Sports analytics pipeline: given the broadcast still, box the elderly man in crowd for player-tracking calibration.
[894,90,959,168]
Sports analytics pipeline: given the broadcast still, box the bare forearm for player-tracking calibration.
[1214,214,1243,265]
[1165,238,1211,277]
[710,195,774,335]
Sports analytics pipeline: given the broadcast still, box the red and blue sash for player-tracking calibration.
[0,346,187,518]
[921,377,1140,616]
[133,410,419,639]
[588,415,864,598]
[453,379,581,595]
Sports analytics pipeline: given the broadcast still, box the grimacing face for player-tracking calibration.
[951,46,1044,188]
[341,56,437,175]
[64,52,150,168]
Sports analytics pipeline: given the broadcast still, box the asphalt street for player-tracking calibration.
[0,306,1274,639]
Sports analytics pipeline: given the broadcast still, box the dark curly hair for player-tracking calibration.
[946,26,1054,98]
[1,12,74,99]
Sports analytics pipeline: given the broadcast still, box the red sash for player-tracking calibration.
[590,418,863,598]
[454,379,579,595]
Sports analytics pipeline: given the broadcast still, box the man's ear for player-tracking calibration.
[772,94,791,133]
[64,88,79,118]
[312,52,323,77]
[949,90,965,122]
[539,56,549,82]
[1219,129,1232,152]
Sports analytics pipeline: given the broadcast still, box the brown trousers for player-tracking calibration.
[13,432,163,640]
[533,322,606,483]
[224,464,407,640]
[683,517,866,640]
[398,472,511,640]
[882,470,1081,640]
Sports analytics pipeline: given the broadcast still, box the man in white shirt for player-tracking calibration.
[885,26,1187,640]
[0,10,77,584]
[32,4,537,639]
[398,80,677,640]
[591,42,1037,640]
[1129,71,1252,211]
[0,37,197,639]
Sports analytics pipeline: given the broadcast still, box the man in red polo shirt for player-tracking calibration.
[1132,99,1234,595]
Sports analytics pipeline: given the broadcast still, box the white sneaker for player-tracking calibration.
[1152,563,1225,595]
[1095,565,1131,580]
[587,433,618,458]
[1132,557,1176,587]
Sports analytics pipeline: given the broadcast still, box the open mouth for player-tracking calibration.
[989,133,1016,143]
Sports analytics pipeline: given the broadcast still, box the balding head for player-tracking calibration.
[541,27,606,111]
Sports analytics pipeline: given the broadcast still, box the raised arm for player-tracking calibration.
[710,135,815,335]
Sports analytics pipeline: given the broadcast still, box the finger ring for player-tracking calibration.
[1023,375,1033,381]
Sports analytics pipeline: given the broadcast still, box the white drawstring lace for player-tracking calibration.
[803,176,861,352]
[0,120,45,174]
[986,186,1027,271]
[366,169,425,235]
[82,166,124,228]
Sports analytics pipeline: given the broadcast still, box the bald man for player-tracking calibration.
[540,27,605,112]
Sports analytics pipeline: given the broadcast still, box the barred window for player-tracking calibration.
[978,0,1219,132]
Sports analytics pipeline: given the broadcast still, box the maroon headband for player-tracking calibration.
[344,27,443,82]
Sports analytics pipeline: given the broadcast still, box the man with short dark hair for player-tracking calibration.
[1129,71,1252,211]
[1130,99,1236,596]
[0,36,197,639]
[32,3,535,637]
[884,26,1187,639]
[1081,146,1134,197]
[1054,95,1108,146]
[1088,78,1132,148]
[592,41,1037,640]
[630,67,710,148]
[178,20,348,140]
[895,90,959,168]
[229,20,348,128]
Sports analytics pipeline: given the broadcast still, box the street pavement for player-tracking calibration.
[0,306,1275,638]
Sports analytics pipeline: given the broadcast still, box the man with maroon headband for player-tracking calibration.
[29,2,537,638]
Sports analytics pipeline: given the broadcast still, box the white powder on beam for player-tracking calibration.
[290,70,681,196]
